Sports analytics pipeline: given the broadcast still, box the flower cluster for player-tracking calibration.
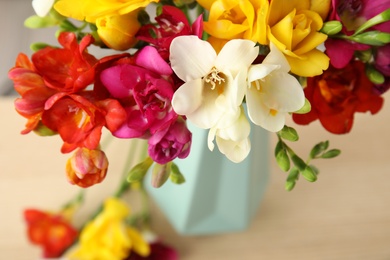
[10,0,390,258]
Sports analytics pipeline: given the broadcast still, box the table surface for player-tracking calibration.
[1,93,390,260]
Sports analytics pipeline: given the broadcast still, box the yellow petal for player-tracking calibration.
[127,227,151,257]
[249,0,269,44]
[286,49,329,77]
[309,0,331,20]
[293,31,327,55]
[268,0,310,26]
[270,10,295,50]
[204,20,248,39]
[54,0,87,20]
[197,0,217,10]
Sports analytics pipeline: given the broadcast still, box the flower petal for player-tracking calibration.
[172,79,203,116]
[169,36,216,82]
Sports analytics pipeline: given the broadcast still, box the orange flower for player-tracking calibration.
[66,147,109,187]
[24,209,78,258]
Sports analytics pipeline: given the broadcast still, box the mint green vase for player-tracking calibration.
[145,122,269,235]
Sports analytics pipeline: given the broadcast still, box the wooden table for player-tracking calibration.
[1,94,390,260]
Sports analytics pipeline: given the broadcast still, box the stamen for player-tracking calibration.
[204,67,225,90]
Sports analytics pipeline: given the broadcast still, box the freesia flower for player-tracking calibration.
[100,46,177,139]
[325,0,390,68]
[136,5,203,60]
[32,0,55,17]
[66,147,109,187]
[267,0,330,77]
[170,35,258,129]
[292,60,384,134]
[148,117,192,164]
[126,242,178,260]
[54,0,158,50]
[68,198,150,260]
[197,0,269,49]
[24,208,78,258]
[8,53,57,134]
[42,93,127,153]
[246,43,305,132]
[31,32,97,93]
[208,106,251,163]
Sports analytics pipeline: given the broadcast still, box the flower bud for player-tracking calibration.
[366,64,385,84]
[127,157,154,183]
[96,11,141,51]
[151,163,171,188]
[66,148,108,188]
[320,21,342,35]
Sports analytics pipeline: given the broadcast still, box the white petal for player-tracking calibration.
[263,42,291,72]
[32,0,54,17]
[172,79,203,115]
[248,64,279,83]
[207,127,217,151]
[216,137,251,163]
[217,107,250,142]
[215,39,259,78]
[261,72,305,112]
[169,36,216,82]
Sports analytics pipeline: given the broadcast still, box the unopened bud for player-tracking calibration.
[151,163,171,188]
[366,64,385,84]
[127,157,153,183]
[169,163,186,184]
[320,21,342,35]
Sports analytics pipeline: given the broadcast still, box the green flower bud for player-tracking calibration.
[127,157,153,183]
[321,21,343,35]
[151,163,171,188]
[169,163,186,184]
[366,64,385,84]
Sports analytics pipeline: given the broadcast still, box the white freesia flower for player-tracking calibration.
[32,0,55,17]
[170,36,259,129]
[246,43,305,132]
[207,106,251,163]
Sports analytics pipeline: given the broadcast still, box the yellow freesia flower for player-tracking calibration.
[54,0,158,50]
[67,198,150,260]
[266,0,331,77]
[54,0,158,23]
[198,0,269,48]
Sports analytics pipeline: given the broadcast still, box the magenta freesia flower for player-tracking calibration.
[136,5,203,60]
[148,118,192,164]
[325,0,390,68]
[100,46,177,138]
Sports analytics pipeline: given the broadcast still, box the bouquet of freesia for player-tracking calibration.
[8,0,390,258]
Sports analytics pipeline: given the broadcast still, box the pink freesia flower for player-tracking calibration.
[373,44,390,94]
[100,46,177,139]
[136,5,203,60]
[126,241,178,260]
[148,118,192,164]
[325,0,390,68]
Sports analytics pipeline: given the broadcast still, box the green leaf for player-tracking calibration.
[293,98,311,114]
[348,31,390,46]
[320,149,341,159]
[275,141,290,171]
[169,163,186,184]
[279,125,299,142]
[354,9,390,35]
[24,15,58,28]
[301,166,318,182]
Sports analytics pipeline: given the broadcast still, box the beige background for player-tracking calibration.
[2,1,390,260]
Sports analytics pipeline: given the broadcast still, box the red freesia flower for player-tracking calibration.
[8,53,57,134]
[136,5,203,60]
[292,60,384,134]
[66,147,109,187]
[42,93,126,153]
[148,117,192,164]
[100,46,177,139]
[24,209,78,258]
[32,32,98,93]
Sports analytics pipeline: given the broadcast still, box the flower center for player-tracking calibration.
[203,67,225,93]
